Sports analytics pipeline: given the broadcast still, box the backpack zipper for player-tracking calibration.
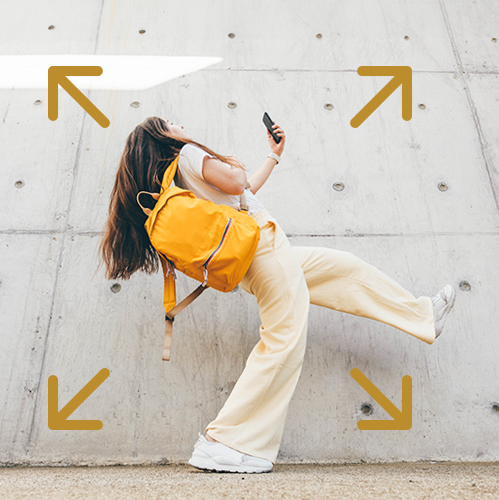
[202,217,232,284]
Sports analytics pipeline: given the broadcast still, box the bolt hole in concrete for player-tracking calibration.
[316,33,322,39]
[404,35,409,40]
[111,283,121,293]
[228,33,235,38]
[227,101,237,109]
[361,403,373,415]
[418,103,426,110]
[34,100,42,105]
[15,180,25,188]
[324,103,334,110]
[459,280,471,292]
[492,37,497,43]
[492,404,499,414]
[139,30,146,34]
[130,101,140,108]
[48,25,54,30]
[438,182,448,191]
[333,182,344,191]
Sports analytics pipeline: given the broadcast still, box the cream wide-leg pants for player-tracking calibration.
[205,209,436,464]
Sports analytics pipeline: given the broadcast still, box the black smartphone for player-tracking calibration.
[262,112,281,144]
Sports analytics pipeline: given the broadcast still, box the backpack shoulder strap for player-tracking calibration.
[239,186,249,212]
[159,253,209,361]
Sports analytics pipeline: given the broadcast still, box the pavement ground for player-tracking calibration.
[1,462,499,499]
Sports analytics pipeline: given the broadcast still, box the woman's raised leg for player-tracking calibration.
[291,245,436,344]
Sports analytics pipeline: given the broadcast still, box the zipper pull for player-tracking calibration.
[202,267,208,286]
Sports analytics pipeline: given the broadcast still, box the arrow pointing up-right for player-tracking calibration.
[350,66,412,128]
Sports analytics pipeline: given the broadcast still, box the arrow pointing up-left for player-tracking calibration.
[0,54,223,128]
[48,66,109,127]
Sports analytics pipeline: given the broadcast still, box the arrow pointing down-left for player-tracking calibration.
[48,368,110,430]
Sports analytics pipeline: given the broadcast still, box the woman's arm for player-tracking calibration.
[202,156,247,195]
[201,122,285,196]
[247,157,278,195]
[248,122,286,195]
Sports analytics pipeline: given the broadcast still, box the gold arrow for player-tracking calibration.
[48,66,110,128]
[48,368,110,430]
[350,66,412,128]
[350,368,412,430]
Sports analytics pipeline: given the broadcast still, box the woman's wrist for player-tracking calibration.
[268,152,281,164]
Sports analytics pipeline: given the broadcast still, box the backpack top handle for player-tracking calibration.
[136,191,161,216]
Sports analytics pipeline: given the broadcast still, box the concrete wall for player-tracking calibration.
[1,0,498,465]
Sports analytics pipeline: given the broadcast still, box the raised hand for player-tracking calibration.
[267,123,285,157]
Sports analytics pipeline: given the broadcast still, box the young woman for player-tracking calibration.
[99,116,456,474]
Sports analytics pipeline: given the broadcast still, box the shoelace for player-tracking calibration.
[194,432,207,448]
[432,292,444,307]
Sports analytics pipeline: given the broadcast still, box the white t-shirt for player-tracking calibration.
[174,143,266,216]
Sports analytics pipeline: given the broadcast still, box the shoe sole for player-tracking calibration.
[434,285,456,338]
[188,455,273,473]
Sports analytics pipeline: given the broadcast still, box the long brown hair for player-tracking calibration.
[96,116,248,281]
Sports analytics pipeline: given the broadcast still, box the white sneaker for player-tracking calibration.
[188,433,273,473]
[432,284,456,339]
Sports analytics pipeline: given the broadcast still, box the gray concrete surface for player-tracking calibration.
[1,0,499,466]
[1,463,499,499]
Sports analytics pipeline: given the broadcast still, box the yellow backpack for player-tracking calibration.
[136,154,260,361]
